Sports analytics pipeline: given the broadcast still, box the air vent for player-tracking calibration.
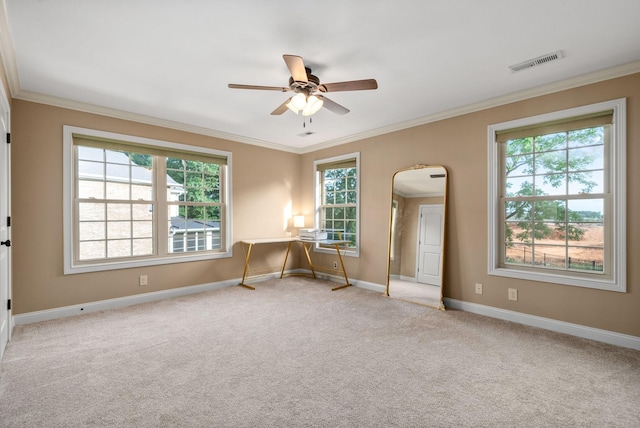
[297,131,315,137]
[509,50,565,72]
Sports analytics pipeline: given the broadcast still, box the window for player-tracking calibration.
[63,126,232,274]
[314,153,360,255]
[488,99,626,291]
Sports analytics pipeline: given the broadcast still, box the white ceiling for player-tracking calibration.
[2,0,640,153]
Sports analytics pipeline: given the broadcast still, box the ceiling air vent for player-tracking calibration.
[509,50,565,72]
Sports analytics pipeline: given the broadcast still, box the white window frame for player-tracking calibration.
[63,126,233,274]
[314,152,360,257]
[487,98,626,292]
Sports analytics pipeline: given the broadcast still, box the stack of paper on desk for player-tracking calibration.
[298,229,328,240]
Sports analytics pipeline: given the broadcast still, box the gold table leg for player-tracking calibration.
[238,243,256,290]
[302,242,317,279]
[331,244,352,291]
[280,241,294,278]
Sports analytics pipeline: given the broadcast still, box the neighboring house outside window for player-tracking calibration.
[63,126,232,274]
[314,153,360,256]
[487,99,626,292]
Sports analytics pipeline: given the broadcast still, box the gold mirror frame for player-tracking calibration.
[385,164,448,310]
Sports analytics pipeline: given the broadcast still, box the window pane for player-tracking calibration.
[568,170,603,194]
[79,241,105,260]
[505,137,533,156]
[505,176,533,197]
[185,160,203,172]
[568,199,603,221]
[107,163,129,181]
[107,222,131,239]
[505,242,532,266]
[534,150,565,175]
[77,146,103,161]
[78,180,104,199]
[79,221,105,240]
[568,146,604,171]
[506,154,533,176]
[78,160,104,180]
[131,184,152,200]
[132,221,152,238]
[106,182,130,200]
[105,150,129,164]
[132,204,153,220]
[568,127,604,148]
[107,203,130,220]
[533,244,566,269]
[107,240,131,258]
[568,246,603,272]
[132,238,153,256]
[534,132,566,151]
[505,201,531,222]
[533,200,565,222]
[79,202,105,221]
[536,174,566,196]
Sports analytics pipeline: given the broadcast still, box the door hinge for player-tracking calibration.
[7,299,10,311]
[6,216,10,227]
[6,133,9,144]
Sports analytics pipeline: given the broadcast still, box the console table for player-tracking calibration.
[239,237,352,291]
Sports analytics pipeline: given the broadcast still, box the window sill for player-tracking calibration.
[489,266,625,292]
[64,250,232,275]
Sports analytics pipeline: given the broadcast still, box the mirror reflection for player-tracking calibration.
[386,165,447,309]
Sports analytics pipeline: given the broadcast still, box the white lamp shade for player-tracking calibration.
[291,93,307,110]
[293,215,305,228]
[302,95,323,116]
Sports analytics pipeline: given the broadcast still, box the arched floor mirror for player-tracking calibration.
[386,165,448,310]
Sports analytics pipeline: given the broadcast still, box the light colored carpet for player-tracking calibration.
[1,277,639,427]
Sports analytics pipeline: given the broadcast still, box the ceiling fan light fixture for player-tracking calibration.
[291,93,307,110]
[302,95,323,116]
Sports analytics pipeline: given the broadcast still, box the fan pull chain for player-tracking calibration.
[302,117,313,128]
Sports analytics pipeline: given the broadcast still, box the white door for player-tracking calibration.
[0,86,10,361]
[417,205,444,286]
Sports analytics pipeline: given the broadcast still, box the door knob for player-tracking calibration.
[0,240,10,247]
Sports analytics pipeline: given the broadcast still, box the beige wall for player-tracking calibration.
[10,100,301,313]
[302,73,640,337]
[8,71,640,338]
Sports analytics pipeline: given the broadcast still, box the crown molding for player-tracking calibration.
[15,89,302,153]
[298,60,640,153]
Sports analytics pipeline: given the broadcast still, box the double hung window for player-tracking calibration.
[487,99,626,291]
[64,126,232,274]
[314,153,360,255]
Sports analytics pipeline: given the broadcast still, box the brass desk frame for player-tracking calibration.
[239,237,352,291]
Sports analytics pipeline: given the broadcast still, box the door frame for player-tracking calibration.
[0,80,11,362]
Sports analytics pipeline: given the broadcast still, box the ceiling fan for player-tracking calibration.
[228,54,378,117]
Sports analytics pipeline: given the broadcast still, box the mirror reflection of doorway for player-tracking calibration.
[386,165,447,310]
[417,204,444,286]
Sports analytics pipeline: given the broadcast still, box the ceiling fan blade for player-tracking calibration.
[283,54,308,83]
[271,98,291,115]
[228,84,290,92]
[320,96,350,115]
[318,79,378,92]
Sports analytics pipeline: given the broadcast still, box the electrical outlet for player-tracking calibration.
[475,283,483,294]
[508,288,518,301]
[139,275,148,286]
[333,261,338,269]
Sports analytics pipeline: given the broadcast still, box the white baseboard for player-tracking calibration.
[444,298,640,351]
[12,277,246,326]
